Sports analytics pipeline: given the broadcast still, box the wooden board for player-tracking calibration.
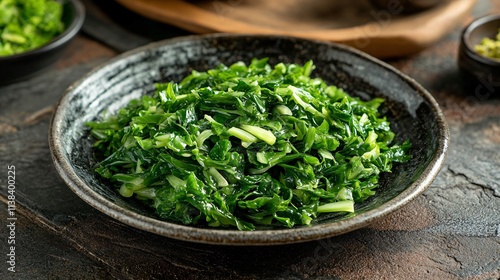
[115,0,476,58]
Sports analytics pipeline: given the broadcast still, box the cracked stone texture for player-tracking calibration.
[0,0,499,279]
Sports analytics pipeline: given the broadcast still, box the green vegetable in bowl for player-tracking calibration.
[474,28,500,60]
[0,0,64,56]
[86,58,411,231]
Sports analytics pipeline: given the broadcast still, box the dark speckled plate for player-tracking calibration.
[49,34,449,245]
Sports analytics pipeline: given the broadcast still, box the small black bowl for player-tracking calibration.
[459,14,500,94]
[0,0,85,85]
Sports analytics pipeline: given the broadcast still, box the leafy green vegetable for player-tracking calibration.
[0,0,64,56]
[87,58,411,231]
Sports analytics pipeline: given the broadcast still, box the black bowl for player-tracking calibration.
[459,14,500,94]
[49,34,449,245]
[0,0,85,85]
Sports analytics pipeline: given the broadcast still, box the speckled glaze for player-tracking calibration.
[49,34,449,245]
[0,0,85,85]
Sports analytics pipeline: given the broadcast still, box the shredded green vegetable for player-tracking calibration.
[86,58,411,231]
[0,0,64,56]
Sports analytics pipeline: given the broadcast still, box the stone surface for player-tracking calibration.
[0,0,499,279]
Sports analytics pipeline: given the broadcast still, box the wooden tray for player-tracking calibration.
[116,0,476,58]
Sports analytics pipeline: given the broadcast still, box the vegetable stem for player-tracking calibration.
[228,127,258,144]
[208,167,229,187]
[317,201,355,213]
[240,124,276,145]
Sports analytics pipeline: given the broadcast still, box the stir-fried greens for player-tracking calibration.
[0,0,64,56]
[86,58,411,230]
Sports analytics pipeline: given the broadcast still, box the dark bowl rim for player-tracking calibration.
[49,33,450,245]
[0,0,85,61]
[461,13,500,66]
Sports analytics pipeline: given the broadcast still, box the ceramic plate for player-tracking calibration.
[49,34,449,245]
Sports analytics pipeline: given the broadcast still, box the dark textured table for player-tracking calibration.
[1,0,499,279]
